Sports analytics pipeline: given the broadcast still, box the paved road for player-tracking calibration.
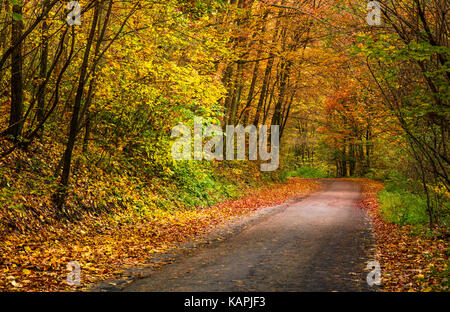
[123,181,377,292]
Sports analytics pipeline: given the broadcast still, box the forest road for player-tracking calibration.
[123,180,378,292]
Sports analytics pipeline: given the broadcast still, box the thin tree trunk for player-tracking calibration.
[228,61,244,125]
[240,58,260,125]
[56,3,101,209]
[36,0,50,134]
[8,4,24,141]
[271,60,291,127]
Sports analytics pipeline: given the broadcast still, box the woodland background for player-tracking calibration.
[0,0,448,291]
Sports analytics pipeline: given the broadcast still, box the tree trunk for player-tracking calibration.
[271,60,291,127]
[56,3,100,209]
[241,58,260,125]
[8,4,24,140]
[227,62,244,125]
[36,0,50,133]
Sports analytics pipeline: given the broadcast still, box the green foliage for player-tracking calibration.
[379,186,430,226]
[167,161,227,208]
[284,165,331,179]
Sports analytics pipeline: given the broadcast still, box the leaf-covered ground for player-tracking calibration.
[357,179,449,292]
[0,178,320,292]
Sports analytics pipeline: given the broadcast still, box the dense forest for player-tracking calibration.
[0,0,448,292]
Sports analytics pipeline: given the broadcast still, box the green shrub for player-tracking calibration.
[379,188,430,225]
[284,166,331,179]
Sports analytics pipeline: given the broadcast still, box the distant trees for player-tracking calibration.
[218,0,316,141]
[320,88,375,177]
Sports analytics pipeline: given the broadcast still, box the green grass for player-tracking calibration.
[283,166,331,179]
[378,188,430,226]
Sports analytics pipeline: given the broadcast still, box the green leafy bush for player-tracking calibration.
[379,188,430,225]
[284,166,331,179]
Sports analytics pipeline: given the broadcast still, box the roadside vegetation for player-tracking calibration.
[359,179,448,292]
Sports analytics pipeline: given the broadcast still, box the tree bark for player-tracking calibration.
[56,3,101,209]
[36,0,50,132]
[8,4,24,141]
